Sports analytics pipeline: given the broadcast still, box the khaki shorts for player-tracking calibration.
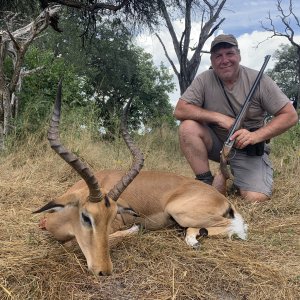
[208,128,273,196]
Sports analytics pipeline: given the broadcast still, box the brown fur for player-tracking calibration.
[36,169,247,276]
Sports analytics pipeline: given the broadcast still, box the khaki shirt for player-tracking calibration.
[180,65,290,141]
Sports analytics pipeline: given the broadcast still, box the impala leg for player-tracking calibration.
[185,227,203,248]
[108,224,140,247]
[185,225,232,248]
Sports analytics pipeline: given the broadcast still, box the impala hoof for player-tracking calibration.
[199,228,208,237]
[185,235,201,249]
[192,242,201,249]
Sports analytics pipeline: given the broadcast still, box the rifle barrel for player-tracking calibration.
[225,54,271,146]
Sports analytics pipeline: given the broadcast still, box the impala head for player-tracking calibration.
[34,81,144,276]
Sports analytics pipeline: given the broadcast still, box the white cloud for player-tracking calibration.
[238,32,291,69]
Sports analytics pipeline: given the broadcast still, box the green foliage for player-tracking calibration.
[85,20,176,136]
[0,0,39,26]
[4,11,176,145]
[270,124,300,178]
[14,46,96,140]
[271,123,300,156]
[141,123,180,157]
[267,44,299,104]
[35,18,176,137]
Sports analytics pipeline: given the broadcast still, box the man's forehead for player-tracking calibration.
[211,47,239,55]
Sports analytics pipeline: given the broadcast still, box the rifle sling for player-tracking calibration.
[219,78,238,116]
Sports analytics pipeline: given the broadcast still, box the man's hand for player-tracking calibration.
[230,128,260,149]
[217,114,235,131]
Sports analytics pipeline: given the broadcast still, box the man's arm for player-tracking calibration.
[231,102,298,149]
[174,99,235,130]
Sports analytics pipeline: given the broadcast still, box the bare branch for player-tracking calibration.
[261,0,300,110]
[156,0,227,93]
[181,0,192,62]
[6,29,20,52]
[0,5,61,146]
[261,0,299,49]
[155,33,179,77]
[46,0,128,12]
[189,1,226,79]
[7,6,61,92]
[20,66,45,78]
[158,0,181,59]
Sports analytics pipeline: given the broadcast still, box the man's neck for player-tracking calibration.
[223,79,236,90]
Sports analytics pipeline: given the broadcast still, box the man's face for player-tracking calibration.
[210,46,241,83]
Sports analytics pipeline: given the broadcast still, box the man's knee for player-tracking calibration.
[179,120,210,139]
[179,120,200,135]
[239,190,270,203]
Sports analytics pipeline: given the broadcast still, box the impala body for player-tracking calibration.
[34,81,248,276]
[36,169,247,276]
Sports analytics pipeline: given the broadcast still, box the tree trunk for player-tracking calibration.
[0,6,61,150]
[0,78,12,149]
[0,41,12,149]
[157,0,226,94]
[296,47,300,110]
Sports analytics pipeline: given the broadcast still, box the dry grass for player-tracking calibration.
[0,128,299,300]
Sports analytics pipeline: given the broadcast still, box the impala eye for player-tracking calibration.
[81,212,92,227]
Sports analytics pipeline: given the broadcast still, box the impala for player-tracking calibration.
[34,82,248,276]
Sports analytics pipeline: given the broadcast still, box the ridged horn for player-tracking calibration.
[48,80,103,203]
[107,99,144,201]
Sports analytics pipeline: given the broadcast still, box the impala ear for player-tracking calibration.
[32,200,65,214]
[33,192,81,214]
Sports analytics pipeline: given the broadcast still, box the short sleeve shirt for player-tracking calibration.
[180,65,290,141]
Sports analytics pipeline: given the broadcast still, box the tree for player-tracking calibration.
[3,1,228,96]
[16,18,175,139]
[0,6,61,149]
[17,46,93,137]
[81,20,176,137]
[155,0,226,94]
[267,44,299,109]
[1,0,162,32]
[0,3,175,145]
[261,0,300,109]
[0,1,39,20]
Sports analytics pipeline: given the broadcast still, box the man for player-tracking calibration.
[174,34,298,203]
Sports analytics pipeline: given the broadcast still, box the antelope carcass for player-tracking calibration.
[34,82,248,276]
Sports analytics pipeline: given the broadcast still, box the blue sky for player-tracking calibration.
[221,0,300,36]
[137,0,300,105]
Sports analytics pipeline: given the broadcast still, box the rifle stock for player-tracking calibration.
[212,55,271,194]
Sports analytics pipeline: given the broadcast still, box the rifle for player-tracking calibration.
[212,55,271,194]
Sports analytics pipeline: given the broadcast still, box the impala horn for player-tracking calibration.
[48,80,102,202]
[107,98,144,201]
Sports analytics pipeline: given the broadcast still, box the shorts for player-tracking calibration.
[207,128,273,196]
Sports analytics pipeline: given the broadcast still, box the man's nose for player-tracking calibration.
[220,55,230,64]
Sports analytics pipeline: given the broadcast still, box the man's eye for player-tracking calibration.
[81,213,92,226]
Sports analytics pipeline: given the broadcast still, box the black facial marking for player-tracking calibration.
[32,201,64,214]
[81,212,92,227]
[104,195,111,208]
[223,205,235,219]
[118,206,139,217]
